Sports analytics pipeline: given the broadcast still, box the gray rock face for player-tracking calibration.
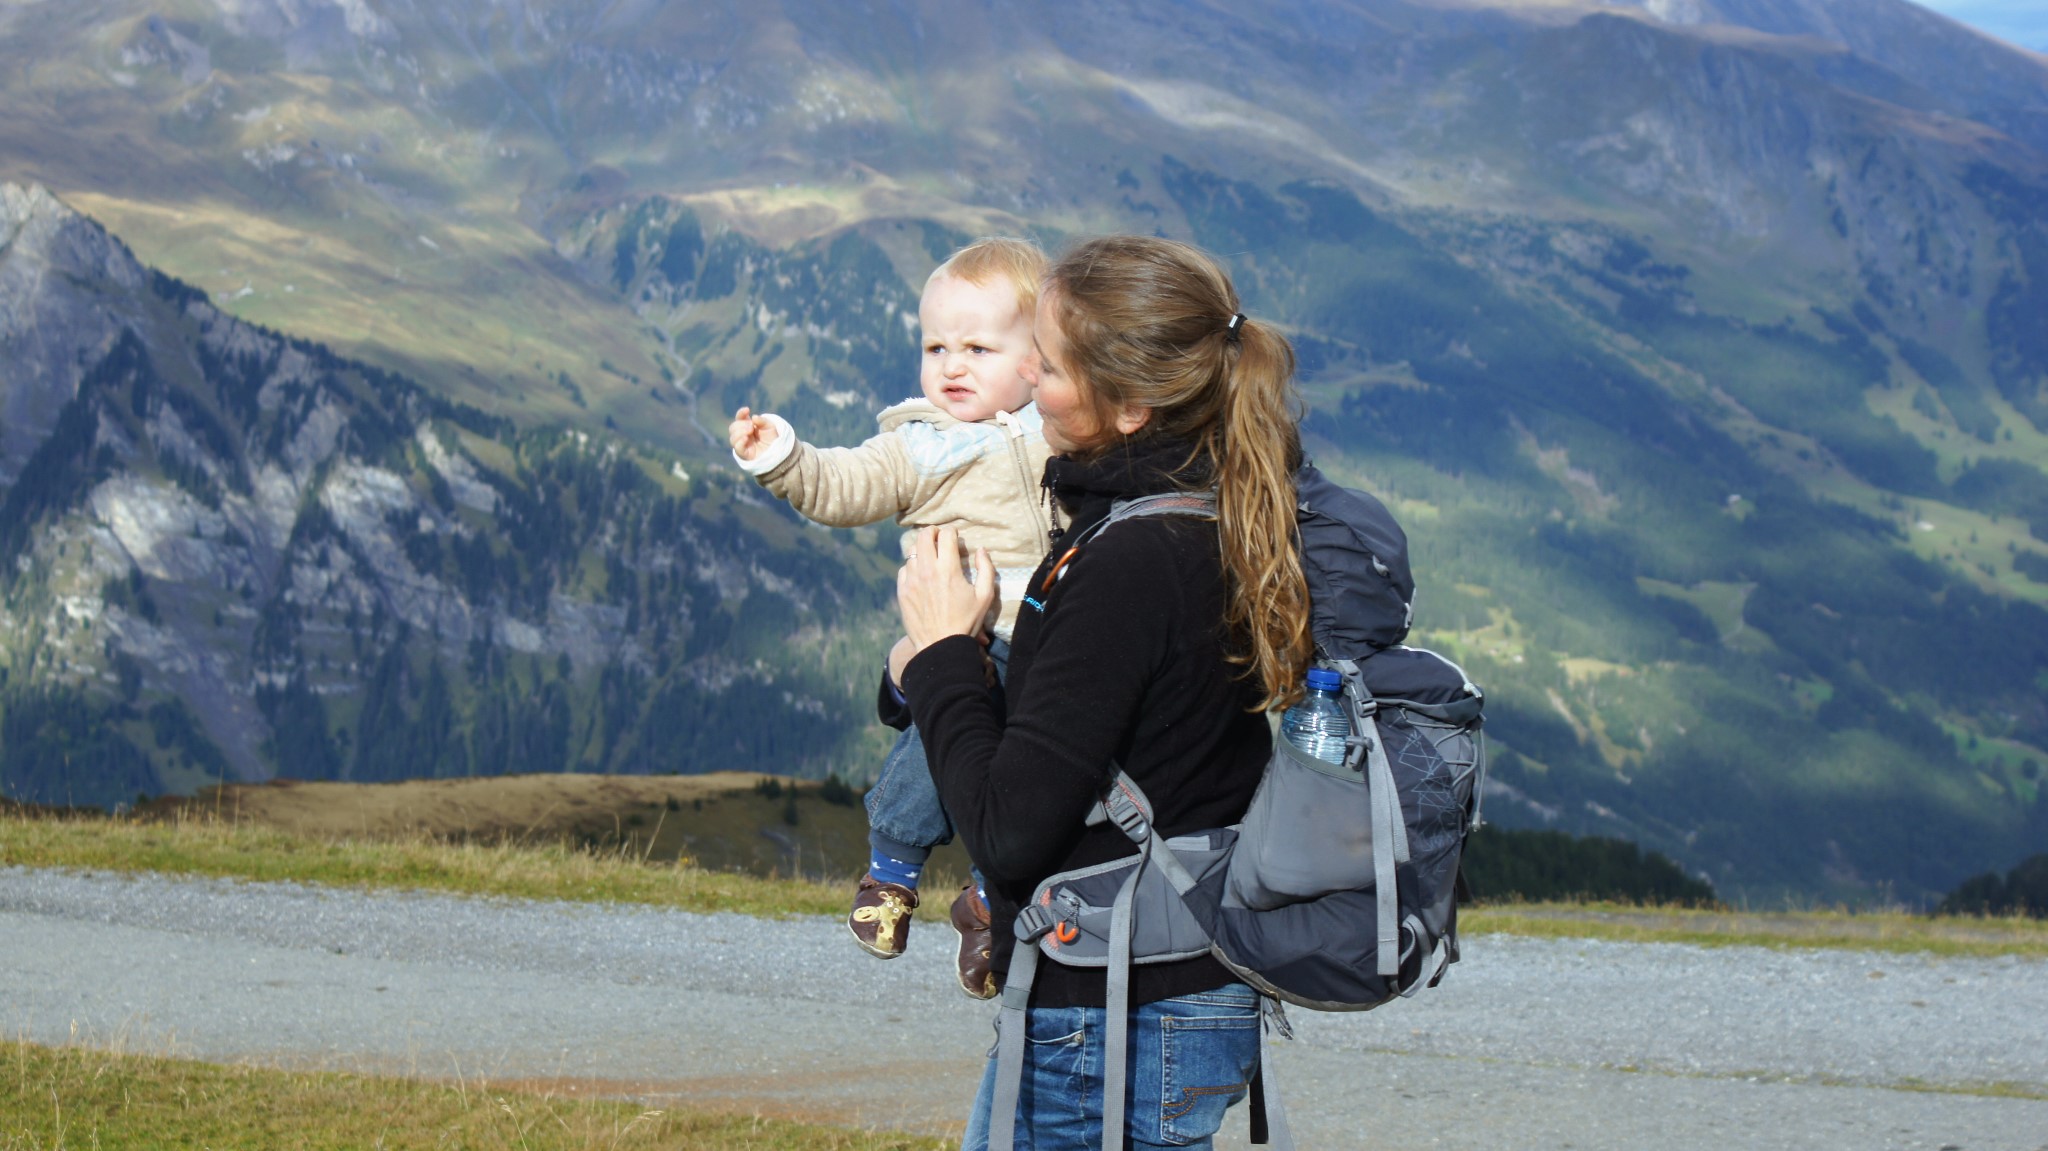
[210,0,398,52]
[0,184,148,485]
[415,425,498,514]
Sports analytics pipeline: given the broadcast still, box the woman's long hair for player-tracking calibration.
[1045,235,1311,710]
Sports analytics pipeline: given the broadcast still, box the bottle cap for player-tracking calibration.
[1304,667,1344,692]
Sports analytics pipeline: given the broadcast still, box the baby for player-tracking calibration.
[728,237,1052,997]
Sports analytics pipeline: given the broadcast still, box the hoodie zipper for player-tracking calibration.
[996,409,1053,543]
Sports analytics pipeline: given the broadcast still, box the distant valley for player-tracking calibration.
[1,0,2045,903]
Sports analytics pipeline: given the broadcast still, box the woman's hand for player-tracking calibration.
[886,635,918,688]
[896,525,997,659]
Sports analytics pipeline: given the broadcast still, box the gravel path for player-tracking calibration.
[4,867,2045,1149]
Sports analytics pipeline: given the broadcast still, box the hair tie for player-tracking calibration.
[1225,313,1245,343]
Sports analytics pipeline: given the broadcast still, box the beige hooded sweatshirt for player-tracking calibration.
[735,398,1056,640]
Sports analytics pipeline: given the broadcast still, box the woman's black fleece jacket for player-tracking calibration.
[898,436,1271,1009]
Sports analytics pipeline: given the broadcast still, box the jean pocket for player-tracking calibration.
[1029,1026,1086,1047]
[1154,1007,1258,1145]
[1161,984,1261,1013]
[1023,1017,1092,1128]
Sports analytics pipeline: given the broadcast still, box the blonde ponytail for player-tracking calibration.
[1044,237,1312,710]
[1216,320,1313,711]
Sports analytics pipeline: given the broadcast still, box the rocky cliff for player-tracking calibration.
[0,184,894,806]
[0,184,151,486]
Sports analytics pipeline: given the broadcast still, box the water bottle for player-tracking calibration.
[1281,667,1351,764]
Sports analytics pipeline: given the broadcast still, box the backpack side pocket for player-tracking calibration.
[1224,739,1377,912]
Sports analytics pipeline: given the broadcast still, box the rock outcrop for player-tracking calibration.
[0,184,148,485]
[0,186,882,804]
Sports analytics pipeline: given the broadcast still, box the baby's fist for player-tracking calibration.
[729,406,779,460]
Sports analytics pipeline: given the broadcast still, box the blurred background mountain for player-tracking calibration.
[1913,0,2048,53]
[1,0,2044,904]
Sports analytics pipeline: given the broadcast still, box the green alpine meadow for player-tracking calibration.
[0,0,2043,906]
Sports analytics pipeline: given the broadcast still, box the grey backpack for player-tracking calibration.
[988,464,1487,1151]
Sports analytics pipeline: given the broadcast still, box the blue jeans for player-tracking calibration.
[960,983,1263,1150]
[866,638,1009,860]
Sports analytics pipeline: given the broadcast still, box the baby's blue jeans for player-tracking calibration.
[865,638,1009,867]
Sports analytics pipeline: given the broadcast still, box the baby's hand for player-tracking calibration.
[729,406,780,460]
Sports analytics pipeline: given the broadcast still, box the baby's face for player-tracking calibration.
[918,274,1035,423]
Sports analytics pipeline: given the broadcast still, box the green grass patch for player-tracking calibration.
[1634,577,1765,650]
[1464,902,2048,958]
[1877,1076,2048,1102]
[0,1040,947,1151]
[1592,1059,2048,1101]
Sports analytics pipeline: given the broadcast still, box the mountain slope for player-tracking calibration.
[1,0,2045,901]
[0,183,897,808]
[3,0,2041,431]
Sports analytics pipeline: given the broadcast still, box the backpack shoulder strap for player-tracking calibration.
[1110,490,1219,521]
[1070,490,1218,548]
[1034,490,1218,603]
[1330,657,1409,976]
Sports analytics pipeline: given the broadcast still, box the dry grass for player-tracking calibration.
[0,1040,948,1151]
[131,773,977,898]
[0,802,974,924]
[0,807,851,920]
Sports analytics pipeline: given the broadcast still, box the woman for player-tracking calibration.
[894,234,1313,1149]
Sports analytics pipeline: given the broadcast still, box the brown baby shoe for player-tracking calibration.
[847,873,918,959]
[950,883,999,1000]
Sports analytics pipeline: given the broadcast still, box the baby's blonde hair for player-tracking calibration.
[927,236,1047,318]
